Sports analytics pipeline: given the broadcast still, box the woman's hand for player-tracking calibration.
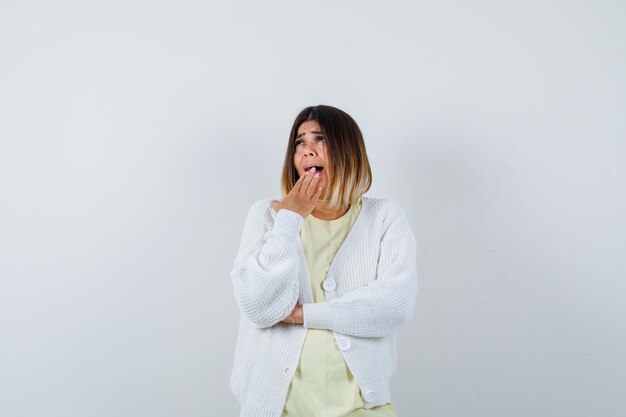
[281,304,304,325]
[272,168,323,219]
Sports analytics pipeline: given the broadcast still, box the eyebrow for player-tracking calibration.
[295,131,325,139]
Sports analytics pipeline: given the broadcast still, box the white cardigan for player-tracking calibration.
[230,196,418,417]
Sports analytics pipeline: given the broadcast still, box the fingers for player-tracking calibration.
[302,169,315,192]
[282,305,298,324]
[295,168,316,195]
[311,178,323,202]
[281,311,293,323]
[281,305,302,324]
[293,171,307,193]
[293,168,322,206]
[305,170,321,196]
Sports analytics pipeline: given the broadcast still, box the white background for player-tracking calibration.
[1,1,625,416]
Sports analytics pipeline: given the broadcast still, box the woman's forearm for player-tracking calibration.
[231,203,304,327]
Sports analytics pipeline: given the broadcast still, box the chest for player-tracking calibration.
[295,224,381,304]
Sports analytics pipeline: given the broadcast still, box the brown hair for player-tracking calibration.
[280,105,372,210]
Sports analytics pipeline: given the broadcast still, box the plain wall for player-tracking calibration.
[1,1,625,416]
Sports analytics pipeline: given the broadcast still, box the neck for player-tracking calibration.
[312,201,350,220]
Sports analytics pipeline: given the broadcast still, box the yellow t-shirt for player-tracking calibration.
[281,198,397,417]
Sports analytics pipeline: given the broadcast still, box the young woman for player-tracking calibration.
[230,105,418,417]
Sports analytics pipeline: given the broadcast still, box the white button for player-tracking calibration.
[322,278,337,292]
[338,337,351,351]
[364,390,376,402]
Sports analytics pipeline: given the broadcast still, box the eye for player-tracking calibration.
[295,140,303,146]
[316,136,325,142]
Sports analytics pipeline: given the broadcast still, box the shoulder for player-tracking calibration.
[248,198,273,213]
[362,196,406,217]
[236,198,278,237]
[362,196,413,235]
[243,197,283,224]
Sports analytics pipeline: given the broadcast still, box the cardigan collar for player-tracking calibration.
[323,196,374,280]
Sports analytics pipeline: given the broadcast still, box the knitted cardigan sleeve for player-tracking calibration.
[230,200,303,328]
[303,201,418,337]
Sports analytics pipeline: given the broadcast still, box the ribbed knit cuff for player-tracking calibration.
[303,302,334,330]
[273,209,304,239]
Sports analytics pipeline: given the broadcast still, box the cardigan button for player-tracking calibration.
[364,390,376,402]
[338,337,351,351]
[322,278,337,292]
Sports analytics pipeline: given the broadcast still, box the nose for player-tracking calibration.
[302,143,317,156]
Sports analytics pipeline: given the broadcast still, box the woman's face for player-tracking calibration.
[293,120,329,194]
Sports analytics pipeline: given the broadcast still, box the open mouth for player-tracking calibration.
[305,166,324,173]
